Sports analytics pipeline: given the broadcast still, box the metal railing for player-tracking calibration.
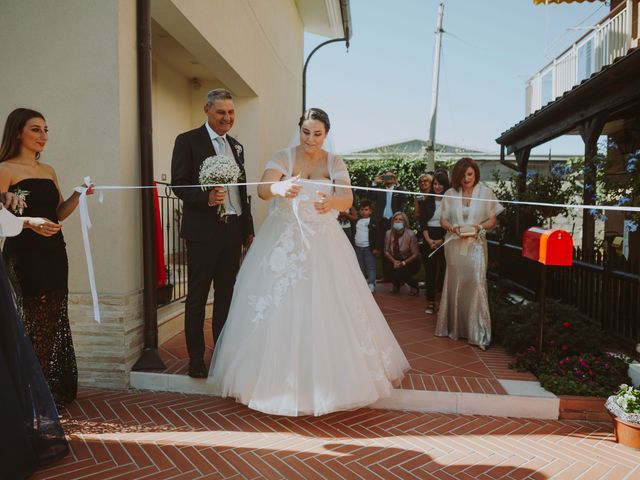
[155,181,188,304]
[488,240,639,349]
[525,1,632,116]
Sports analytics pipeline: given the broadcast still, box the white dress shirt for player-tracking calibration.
[204,122,242,216]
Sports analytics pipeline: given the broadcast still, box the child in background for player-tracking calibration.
[354,200,378,293]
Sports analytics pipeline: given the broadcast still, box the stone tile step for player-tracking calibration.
[130,371,560,420]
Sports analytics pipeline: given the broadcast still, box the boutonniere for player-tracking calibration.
[234,144,243,156]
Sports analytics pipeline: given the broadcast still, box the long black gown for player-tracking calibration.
[0,251,69,479]
[3,178,78,405]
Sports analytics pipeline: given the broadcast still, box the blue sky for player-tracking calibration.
[304,0,607,155]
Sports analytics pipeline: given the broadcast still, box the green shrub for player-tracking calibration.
[489,286,613,356]
[490,282,631,397]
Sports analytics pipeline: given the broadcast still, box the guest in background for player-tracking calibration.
[0,108,93,406]
[415,173,433,290]
[421,170,450,314]
[370,171,404,282]
[414,173,433,223]
[353,200,378,293]
[384,211,420,295]
[435,158,502,350]
[337,203,357,246]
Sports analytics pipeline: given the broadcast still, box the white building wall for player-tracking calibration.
[0,0,308,388]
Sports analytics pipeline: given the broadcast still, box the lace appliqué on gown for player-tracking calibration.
[249,221,308,325]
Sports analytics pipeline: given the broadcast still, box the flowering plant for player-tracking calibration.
[606,384,640,425]
[198,155,241,216]
[11,188,29,214]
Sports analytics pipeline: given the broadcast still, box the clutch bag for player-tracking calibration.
[458,225,476,237]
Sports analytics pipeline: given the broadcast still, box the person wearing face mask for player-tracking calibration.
[383,211,420,295]
[435,158,502,350]
[369,171,404,282]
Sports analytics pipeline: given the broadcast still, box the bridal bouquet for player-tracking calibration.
[198,155,241,216]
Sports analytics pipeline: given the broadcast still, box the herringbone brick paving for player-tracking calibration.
[33,388,639,479]
[159,288,534,395]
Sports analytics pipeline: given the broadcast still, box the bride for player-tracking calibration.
[208,108,409,416]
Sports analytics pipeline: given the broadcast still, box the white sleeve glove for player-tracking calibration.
[270,175,301,198]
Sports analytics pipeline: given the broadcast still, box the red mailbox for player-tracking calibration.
[522,227,573,266]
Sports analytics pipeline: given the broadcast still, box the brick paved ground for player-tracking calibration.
[159,288,535,395]
[33,388,639,479]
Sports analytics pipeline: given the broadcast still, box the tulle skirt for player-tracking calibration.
[208,202,409,416]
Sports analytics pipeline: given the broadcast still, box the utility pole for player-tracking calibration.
[426,2,445,172]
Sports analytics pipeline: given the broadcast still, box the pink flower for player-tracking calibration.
[562,321,570,328]
[561,344,569,351]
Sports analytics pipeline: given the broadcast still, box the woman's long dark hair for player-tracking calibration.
[0,108,45,163]
[433,170,450,192]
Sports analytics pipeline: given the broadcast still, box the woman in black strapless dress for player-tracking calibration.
[0,108,93,407]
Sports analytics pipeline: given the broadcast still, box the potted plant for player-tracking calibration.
[605,384,640,449]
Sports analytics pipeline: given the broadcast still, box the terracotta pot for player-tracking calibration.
[611,414,640,449]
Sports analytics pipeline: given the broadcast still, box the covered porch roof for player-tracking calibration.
[496,47,640,155]
[495,47,640,251]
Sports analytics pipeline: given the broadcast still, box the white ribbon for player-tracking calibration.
[303,180,640,213]
[71,177,638,324]
[74,181,100,323]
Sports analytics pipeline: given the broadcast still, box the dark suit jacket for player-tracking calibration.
[417,196,436,232]
[170,125,254,242]
[369,185,405,222]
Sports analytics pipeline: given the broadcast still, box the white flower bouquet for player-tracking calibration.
[11,188,29,214]
[198,155,241,216]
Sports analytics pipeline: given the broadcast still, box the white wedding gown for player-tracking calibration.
[207,147,409,416]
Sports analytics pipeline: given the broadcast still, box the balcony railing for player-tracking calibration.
[525,1,632,116]
[156,181,188,305]
[487,240,640,349]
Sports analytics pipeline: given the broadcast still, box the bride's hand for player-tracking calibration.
[25,217,62,237]
[270,175,302,199]
[314,192,332,214]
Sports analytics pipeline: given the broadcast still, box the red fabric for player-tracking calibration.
[153,182,167,288]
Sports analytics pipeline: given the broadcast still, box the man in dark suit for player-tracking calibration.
[369,171,404,282]
[171,88,254,378]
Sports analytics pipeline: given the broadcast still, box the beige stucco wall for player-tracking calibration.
[0,0,308,388]
[152,59,192,182]
[152,0,304,222]
[0,0,143,389]
[0,0,140,294]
